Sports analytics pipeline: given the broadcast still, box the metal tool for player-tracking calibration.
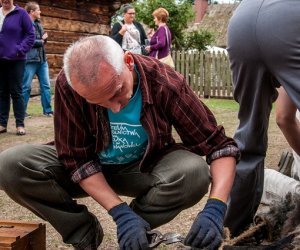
[147,230,185,249]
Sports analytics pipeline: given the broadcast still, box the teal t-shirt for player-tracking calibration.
[98,69,148,164]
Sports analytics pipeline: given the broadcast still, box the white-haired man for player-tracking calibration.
[0,35,240,250]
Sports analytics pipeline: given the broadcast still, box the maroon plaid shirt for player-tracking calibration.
[54,54,240,183]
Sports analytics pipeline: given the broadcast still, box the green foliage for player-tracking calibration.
[203,99,239,112]
[182,29,215,51]
[111,9,123,26]
[132,0,195,49]
[111,0,215,50]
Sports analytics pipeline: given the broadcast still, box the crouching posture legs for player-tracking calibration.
[0,146,210,249]
[0,144,103,250]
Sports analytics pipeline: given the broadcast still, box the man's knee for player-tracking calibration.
[182,157,211,206]
[0,144,37,189]
[162,151,211,206]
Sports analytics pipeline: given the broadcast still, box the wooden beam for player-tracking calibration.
[45,30,89,43]
[42,16,109,34]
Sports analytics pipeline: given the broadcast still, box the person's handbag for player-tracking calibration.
[158,27,175,68]
[159,54,174,68]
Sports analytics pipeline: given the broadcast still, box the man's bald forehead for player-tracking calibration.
[63,35,125,87]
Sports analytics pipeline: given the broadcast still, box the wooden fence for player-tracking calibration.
[172,50,233,99]
[33,49,234,98]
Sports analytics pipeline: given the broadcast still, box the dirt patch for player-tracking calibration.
[0,98,289,249]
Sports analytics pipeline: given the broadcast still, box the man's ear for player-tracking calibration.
[124,51,134,71]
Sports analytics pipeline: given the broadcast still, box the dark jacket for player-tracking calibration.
[26,20,47,63]
[0,5,35,61]
[110,21,148,47]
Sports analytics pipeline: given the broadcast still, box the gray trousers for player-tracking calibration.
[225,0,300,235]
[0,144,210,247]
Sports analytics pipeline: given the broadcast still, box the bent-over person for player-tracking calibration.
[0,35,240,250]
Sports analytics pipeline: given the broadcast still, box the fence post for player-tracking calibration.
[204,53,211,98]
[194,51,200,96]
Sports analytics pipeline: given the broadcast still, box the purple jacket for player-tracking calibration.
[0,5,35,61]
[149,25,172,59]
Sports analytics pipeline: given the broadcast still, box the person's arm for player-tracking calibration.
[149,27,167,51]
[164,78,238,249]
[79,159,151,250]
[147,28,154,38]
[209,157,236,202]
[184,156,235,249]
[32,23,45,48]
[54,71,104,182]
[171,81,237,198]
[55,71,151,249]
[79,172,123,210]
[168,80,238,197]
[33,38,43,47]
[41,24,48,44]
[110,22,124,46]
[168,77,239,161]
[17,10,35,56]
[276,87,300,155]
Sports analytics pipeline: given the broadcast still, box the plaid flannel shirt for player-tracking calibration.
[54,54,240,183]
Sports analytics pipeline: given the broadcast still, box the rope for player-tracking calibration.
[220,219,267,249]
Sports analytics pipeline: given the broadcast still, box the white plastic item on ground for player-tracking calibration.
[261,168,300,205]
[291,110,300,180]
[292,151,300,180]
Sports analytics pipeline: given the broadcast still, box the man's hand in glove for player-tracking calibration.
[109,202,151,250]
[184,198,227,250]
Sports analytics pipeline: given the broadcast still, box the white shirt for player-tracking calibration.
[0,8,5,32]
[121,23,141,54]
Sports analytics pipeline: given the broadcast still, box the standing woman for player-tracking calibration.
[111,4,147,54]
[23,1,54,118]
[146,8,174,68]
[0,0,35,135]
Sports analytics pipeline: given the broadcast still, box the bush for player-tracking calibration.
[182,29,215,51]
[133,0,195,49]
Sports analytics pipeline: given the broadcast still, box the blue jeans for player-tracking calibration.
[0,59,25,128]
[23,61,53,114]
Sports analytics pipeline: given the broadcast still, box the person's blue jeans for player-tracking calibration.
[23,61,53,114]
[0,59,25,128]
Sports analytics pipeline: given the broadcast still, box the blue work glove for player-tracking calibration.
[108,202,151,250]
[185,198,227,250]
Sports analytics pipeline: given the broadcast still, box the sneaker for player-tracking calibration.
[25,113,32,118]
[43,112,53,117]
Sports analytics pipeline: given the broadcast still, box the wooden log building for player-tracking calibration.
[15,0,130,79]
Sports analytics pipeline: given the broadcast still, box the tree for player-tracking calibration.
[133,0,195,49]
[182,29,215,51]
[111,0,215,50]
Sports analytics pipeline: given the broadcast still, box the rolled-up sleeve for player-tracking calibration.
[170,82,240,164]
[54,71,103,182]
